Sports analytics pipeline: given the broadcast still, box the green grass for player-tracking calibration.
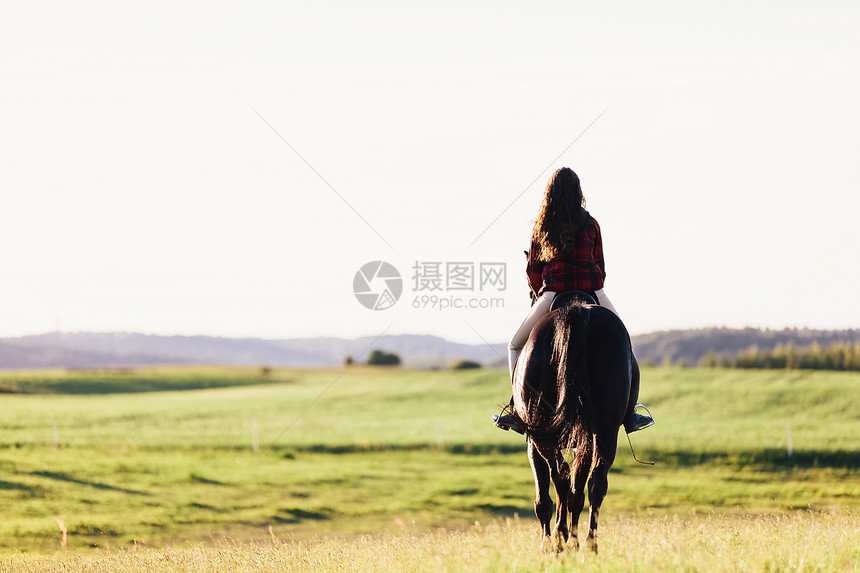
[0,366,859,554]
[0,366,285,394]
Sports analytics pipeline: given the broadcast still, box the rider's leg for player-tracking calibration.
[494,291,556,433]
[507,291,556,382]
[595,288,619,317]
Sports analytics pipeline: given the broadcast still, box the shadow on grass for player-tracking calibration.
[275,444,860,473]
[69,523,120,536]
[281,443,527,456]
[189,473,229,486]
[272,507,332,524]
[30,471,150,495]
[0,480,44,496]
[476,503,532,517]
[648,448,860,470]
[3,373,293,395]
[449,488,480,496]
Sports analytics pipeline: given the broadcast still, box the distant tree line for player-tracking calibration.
[451,360,481,370]
[342,353,483,370]
[698,342,860,371]
[343,349,402,366]
[367,350,401,366]
[632,327,860,370]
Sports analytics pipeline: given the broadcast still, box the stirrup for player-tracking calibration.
[625,403,655,433]
[634,403,654,419]
[492,403,524,435]
[492,414,525,435]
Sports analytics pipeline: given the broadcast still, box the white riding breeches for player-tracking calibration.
[507,288,620,381]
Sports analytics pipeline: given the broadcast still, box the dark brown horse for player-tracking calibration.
[511,299,638,553]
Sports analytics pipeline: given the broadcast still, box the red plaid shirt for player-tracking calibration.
[526,214,606,296]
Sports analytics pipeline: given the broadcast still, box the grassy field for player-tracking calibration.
[1,365,859,567]
[5,511,859,572]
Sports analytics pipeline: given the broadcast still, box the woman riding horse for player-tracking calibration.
[492,167,654,434]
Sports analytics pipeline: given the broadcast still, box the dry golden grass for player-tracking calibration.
[4,510,858,572]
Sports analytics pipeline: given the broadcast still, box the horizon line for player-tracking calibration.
[2,324,858,343]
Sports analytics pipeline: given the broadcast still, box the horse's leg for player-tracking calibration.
[551,449,571,549]
[586,433,618,554]
[527,439,553,542]
[535,444,570,552]
[568,437,593,551]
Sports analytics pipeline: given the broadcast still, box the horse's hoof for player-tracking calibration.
[550,530,566,553]
[540,535,552,553]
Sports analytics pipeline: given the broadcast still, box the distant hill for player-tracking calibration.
[0,332,507,370]
[0,328,857,371]
[632,327,860,367]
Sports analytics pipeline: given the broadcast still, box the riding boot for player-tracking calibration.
[624,405,655,433]
[492,399,523,434]
[492,348,524,434]
[623,355,655,433]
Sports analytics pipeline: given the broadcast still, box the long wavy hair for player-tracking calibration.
[532,167,587,262]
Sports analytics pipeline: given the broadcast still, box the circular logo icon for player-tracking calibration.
[353,261,403,310]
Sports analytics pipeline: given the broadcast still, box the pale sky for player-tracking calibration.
[2,1,858,345]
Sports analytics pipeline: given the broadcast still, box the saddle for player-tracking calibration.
[549,290,598,312]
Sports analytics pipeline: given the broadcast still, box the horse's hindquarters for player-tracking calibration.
[516,302,633,553]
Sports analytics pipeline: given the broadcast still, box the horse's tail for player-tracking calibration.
[517,302,594,452]
[551,303,595,452]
